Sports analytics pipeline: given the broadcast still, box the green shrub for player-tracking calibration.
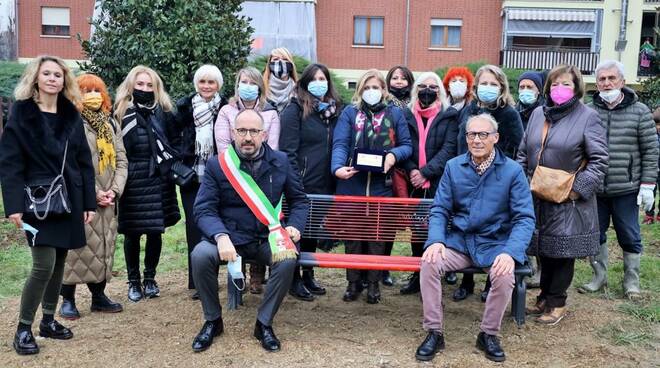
[638,75,660,110]
[0,61,25,98]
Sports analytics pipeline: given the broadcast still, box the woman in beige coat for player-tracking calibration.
[59,74,128,319]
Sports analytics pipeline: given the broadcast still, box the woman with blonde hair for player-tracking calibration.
[115,65,181,303]
[399,71,459,295]
[452,64,524,302]
[214,66,280,294]
[0,55,96,355]
[263,47,298,112]
[59,74,128,319]
[331,69,412,304]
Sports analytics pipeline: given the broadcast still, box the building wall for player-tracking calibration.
[316,0,502,73]
[18,0,94,60]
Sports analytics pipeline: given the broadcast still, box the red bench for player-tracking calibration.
[228,194,532,326]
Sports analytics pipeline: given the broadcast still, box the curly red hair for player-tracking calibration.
[76,73,112,113]
[443,67,474,100]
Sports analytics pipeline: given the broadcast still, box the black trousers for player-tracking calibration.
[61,280,107,300]
[538,256,575,308]
[180,182,203,289]
[124,233,162,282]
[345,241,385,282]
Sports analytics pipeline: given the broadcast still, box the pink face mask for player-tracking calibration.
[550,85,575,105]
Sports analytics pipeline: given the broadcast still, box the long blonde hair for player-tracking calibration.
[235,66,267,109]
[14,55,80,107]
[263,47,298,93]
[113,65,173,122]
[474,64,515,108]
[351,69,390,111]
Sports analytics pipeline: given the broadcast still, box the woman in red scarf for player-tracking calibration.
[399,72,460,295]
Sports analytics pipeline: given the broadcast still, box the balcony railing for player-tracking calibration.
[500,49,600,74]
[644,0,660,4]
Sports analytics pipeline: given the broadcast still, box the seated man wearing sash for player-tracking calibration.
[415,114,535,363]
[190,109,308,353]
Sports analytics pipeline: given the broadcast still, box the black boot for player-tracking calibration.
[127,281,143,302]
[14,329,39,355]
[59,298,80,320]
[476,332,505,362]
[302,268,326,295]
[254,320,281,352]
[415,330,445,361]
[143,279,160,298]
[453,275,475,301]
[192,317,224,352]
[400,272,420,295]
[289,269,315,301]
[367,282,381,304]
[91,293,123,313]
[382,270,394,287]
[444,272,458,285]
[342,281,363,302]
[480,276,492,302]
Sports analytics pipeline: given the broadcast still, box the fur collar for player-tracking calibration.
[15,94,81,156]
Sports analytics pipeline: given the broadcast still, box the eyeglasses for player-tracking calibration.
[465,131,496,141]
[418,84,440,91]
[234,128,263,137]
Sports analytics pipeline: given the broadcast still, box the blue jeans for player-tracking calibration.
[597,192,642,254]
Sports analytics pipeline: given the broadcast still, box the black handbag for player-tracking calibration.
[169,160,195,187]
[24,141,72,220]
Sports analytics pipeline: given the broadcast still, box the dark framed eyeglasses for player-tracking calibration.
[234,128,263,137]
[465,131,497,141]
[418,84,440,91]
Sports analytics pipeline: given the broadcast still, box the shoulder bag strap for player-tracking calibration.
[60,140,69,176]
[535,120,550,165]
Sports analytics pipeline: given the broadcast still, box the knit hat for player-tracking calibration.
[518,71,544,92]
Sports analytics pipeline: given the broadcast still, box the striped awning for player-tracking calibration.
[507,8,596,22]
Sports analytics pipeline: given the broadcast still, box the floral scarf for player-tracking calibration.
[354,105,395,150]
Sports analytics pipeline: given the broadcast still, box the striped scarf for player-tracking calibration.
[192,93,221,176]
[81,108,116,173]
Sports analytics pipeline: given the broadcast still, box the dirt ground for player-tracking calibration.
[0,267,658,368]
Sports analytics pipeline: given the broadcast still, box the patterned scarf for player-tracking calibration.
[268,75,295,112]
[192,93,222,176]
[81,108,116,174]
[471,149,496,176]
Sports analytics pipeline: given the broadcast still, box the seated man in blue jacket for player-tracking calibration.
[190,109,309,353]
[415,113,535,363]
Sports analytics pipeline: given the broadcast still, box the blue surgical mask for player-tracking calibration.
[477,85,500,104]
[227,255,245,291]
[519,89,538,106]
[238,83,259,101]
[307,80,328,98]
[22,222,39,246]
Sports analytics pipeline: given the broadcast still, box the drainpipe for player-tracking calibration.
[617,0,629,61]
[403,0,410,66]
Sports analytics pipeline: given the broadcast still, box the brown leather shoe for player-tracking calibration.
[535,306,567,325]
[525,300,546,316]
[249,264,265,294]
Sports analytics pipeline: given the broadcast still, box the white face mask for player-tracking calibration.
[600,89,621,104]
[449,81,467,99]
[362,89,383,106]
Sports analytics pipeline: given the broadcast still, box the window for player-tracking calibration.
[430,19,462,48]
[353,16,384,46]
[42,7,70,36]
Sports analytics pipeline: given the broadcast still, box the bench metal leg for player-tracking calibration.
[511,273,526,326]
[227,273,243,310]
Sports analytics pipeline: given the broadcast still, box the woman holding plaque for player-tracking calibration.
[331,69,412,304]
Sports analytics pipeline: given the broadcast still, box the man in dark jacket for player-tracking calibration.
[415,114,535,363]
[582,60,659,299]
[189,109,309,353]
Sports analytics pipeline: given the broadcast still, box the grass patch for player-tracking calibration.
[598,320,655,347]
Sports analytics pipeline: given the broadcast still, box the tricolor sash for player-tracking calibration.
[218,145,298,262]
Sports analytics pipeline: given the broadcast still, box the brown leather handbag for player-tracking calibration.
[530,121,585,203]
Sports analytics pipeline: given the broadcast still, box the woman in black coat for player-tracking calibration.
[279,63,343,301]
[398,72,458,295]
[174,64,226,298]
[114,66,181,303]
[453,64,524,302]
[0,55,96,355]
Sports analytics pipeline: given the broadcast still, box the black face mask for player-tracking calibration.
[417,88,438,107]
[133,89,155,105]
[389,85,411,100]
[269,60,294,79]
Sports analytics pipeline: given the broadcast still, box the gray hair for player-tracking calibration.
[193,64,224,92]
[595,60,625,79]
[408,71,449,110]
[466,113,499,132]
